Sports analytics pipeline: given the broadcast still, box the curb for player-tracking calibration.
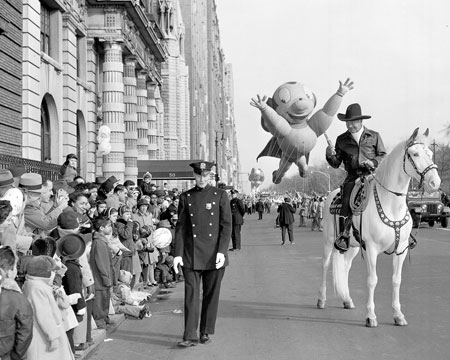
[79,284,160,360]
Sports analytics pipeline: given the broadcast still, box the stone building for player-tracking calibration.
[0,0,22,157]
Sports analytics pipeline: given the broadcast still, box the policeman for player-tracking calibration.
[173,161,232,347]
[229,189,245,251]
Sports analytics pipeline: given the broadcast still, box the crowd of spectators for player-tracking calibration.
[0,155,181,359]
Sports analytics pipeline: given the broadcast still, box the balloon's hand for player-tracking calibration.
[173,256,183,274]
[215,253,225,269]
[337,78,354,96]
[250,95,268,111]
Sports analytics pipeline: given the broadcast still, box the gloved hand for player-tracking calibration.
[48,338,58,352]
[216,253,225,269]
[326,145,336,157]
[173,256,183,274]
[361,160,375,170]
[68,293,82,305]
[250,94,268,112]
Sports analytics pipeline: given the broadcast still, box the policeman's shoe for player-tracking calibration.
[334,233,350,253]
[200,333,211,344]
[177,339,198,347]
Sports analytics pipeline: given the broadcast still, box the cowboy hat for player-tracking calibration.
[337,103,371,122]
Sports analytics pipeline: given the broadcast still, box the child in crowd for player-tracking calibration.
[23,255,75,360]
[90,217,114,328]
[0,246,34,360]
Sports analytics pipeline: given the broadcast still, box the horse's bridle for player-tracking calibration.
[403,141,438,190]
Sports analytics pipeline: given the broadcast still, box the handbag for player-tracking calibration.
[275,215,280,228]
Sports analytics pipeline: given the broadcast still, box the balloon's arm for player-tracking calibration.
[324,133,333,147]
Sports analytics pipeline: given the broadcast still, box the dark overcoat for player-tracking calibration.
[277,202,295,226]
[174,184,232,270]
[230,198,245,225]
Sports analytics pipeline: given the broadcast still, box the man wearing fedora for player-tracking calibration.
[173,161,232,347]
[326,103,386,252]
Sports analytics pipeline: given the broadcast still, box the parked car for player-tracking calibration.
[407,190,450,228]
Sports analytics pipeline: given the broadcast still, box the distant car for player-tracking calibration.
[407,190,450,228]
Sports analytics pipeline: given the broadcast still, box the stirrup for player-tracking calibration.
[334,233,349,253]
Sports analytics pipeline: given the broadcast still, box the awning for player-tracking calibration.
[137,160,203,180]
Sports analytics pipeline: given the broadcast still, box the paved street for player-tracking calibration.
[89,210,450,360]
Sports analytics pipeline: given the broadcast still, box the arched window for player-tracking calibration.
[41,100,51,162]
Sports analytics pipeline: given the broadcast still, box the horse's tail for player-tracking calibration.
[332,250,351,302]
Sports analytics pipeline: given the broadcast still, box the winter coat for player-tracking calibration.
[277,202,296,226]
[90,232,113,290]
[0,278,33,360]
[23,276,74,360]
[116,218,136,274]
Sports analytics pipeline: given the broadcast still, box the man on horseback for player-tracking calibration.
[326,103,387,252]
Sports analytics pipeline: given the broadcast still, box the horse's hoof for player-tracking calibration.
[365,317,378,328]
[394,316,408,326]
[343,301,355,309]
[317,299,326,309]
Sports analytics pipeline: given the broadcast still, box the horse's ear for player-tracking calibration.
[408,128,419,144]
[423,128,429,137]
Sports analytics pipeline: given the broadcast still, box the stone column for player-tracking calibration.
[154,86,164,160]
[86,38,99,180]
[137,71,149,161]
[123,56,138,182]
[102,41,125,179]
[147,83,157,160]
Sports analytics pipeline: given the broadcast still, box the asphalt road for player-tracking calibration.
[89,210,450,360]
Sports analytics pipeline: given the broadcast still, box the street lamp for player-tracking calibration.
[311,170,331,193]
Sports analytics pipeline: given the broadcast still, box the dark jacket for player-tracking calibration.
[326,127,386,180]
[230,198,245,225]
[0,279,33,360]
[277,202,296,226]
[174,184,232,270]
[90,232,113,290]
[255,201,265,213]
[62,259,86,315]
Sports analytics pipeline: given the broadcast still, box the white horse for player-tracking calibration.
[317,128,441,327]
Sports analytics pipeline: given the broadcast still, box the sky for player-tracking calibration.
[215,0,450,192]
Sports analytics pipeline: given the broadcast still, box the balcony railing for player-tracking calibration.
[0,154,61,181]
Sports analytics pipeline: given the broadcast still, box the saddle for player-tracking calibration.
[329,175,373,215]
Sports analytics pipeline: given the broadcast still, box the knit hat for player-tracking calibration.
[118,205,132,217]
[57,211,80,230]
[143,172,152,180]
[32,237,57,257]
[26,255,60,278]
[57,234,86,260]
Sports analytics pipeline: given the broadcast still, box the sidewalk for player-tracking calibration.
[78,284,160,360]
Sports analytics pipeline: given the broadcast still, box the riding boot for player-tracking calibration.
[334,215,353,252]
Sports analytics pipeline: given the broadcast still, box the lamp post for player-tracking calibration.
[311,170,331,194]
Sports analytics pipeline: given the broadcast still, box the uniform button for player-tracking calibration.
[211,212,214,215]
[193,234,197,238]
[189,203,191,206]
[191,214,194,216]
[209,223,212,226]
[187,194,190,197]
[193,224,196,227]
[213,202,216,205]
[209,234,212,237]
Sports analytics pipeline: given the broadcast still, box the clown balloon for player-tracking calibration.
[250,78,353,184]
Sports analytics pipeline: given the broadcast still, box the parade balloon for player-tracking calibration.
[151,227,172,249]
[250,79,354,184]
[97,125,111,155]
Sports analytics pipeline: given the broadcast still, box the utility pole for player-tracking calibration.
[430,139,438,164]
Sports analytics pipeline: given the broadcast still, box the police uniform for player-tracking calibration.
[174,162,232,344]
[230,190,245,251]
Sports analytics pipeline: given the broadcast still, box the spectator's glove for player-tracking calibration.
[216,253,225,269]
[173,256,183,274]
[48,338,59,352]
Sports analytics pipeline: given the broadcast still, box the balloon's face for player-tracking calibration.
[272,82,316,124]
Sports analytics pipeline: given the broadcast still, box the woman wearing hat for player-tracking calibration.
[59,154,78,182]
[326,103,387,252]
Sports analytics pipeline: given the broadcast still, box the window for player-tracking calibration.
[40,3,51,54]
[41,101,51,162]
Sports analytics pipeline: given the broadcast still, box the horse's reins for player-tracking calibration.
[364,140,437,255]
